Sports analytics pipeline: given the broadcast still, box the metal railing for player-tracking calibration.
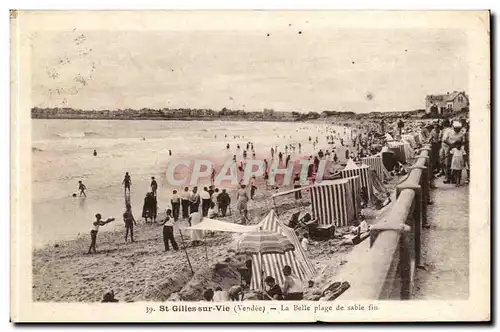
[338,138,433,300]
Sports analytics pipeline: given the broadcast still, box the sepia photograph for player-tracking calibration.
[10,10,490,322]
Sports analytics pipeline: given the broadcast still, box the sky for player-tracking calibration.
[30,13,469,113]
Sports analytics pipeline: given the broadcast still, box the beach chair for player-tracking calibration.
[310,223,336,240]
[287,211,301,228]
[298,213,335,240]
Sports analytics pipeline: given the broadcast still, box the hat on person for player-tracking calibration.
[452,121,462,128]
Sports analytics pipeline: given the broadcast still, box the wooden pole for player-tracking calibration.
[204,231,209,264]
[178,229,194,275]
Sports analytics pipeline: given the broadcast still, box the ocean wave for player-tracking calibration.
[53,131,99,139]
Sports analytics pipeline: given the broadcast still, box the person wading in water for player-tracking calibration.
[122,172,132,195]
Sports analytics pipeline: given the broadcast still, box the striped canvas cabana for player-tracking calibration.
[401,134,417,149]
[335,146,350,164]
[250,210,316,291]
[403,141,415,160]
[361,155,384,181]
[387,142,407,164]
[339,162,373,200]
[309,179,356,228]
[342,176,362,217]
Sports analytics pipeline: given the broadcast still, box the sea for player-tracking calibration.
[32,119,351,248]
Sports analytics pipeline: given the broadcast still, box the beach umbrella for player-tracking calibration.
[236,231,295,295]
[237,231,295,255]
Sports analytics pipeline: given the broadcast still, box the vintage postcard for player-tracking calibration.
[10,10,490,322]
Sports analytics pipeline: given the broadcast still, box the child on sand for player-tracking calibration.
[88,214,114,254]
[123,204,137,242]
[78,181,86,197]
[450,142,466,186]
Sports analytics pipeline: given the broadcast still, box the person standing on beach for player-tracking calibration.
[150,177,158,197]
[293,174,302,200]
[217,189,231,217]
[181,187,190,218]
[313,156,320,172]
[88,214,114,254]
[236,185,250,224]
[171,190,180,221]
[201,187,211,217]
[208,185,215,197]
[123,204,137,242]
[78,181,87,197]
[188,212,203,246]
[169,149,172,156]
[250,175,257,200]
[93,149,97,157]
[212,188,220,212]
[282,265,304,300]
[211,168,216,185]
[122,172,131,195]
[142,192,157,224]
[270,147,274,159]
[160,209,178,251]
[190,187,200,213]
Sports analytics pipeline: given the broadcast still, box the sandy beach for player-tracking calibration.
[32,165,403,302]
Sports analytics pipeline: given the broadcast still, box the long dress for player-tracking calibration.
[142,194,157,219]
[189,212,203,242]
[236,189,248,211]
[450,148,465,170]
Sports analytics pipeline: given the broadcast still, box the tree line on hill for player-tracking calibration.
[31,106,428,121]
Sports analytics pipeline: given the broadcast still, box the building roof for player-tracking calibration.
[426,91,467,102]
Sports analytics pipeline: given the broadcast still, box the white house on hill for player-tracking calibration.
[425,91,469,115]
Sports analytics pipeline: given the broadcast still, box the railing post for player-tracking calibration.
[399,225,412,300]
[419,145,434,193]
[396,183,422,268]
[409,164,430,227]
[370,221,409,248]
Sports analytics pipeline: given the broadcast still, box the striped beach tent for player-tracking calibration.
[309,179,356,227]
[335,146,350,164]
[401,134,417,149]
[339,161,373,200]
[402,141,415,159]
[361,155,384,182]
[387,142,407,164]
[342,176,362,217]
[249,210,316,291]
[369,169,389,195]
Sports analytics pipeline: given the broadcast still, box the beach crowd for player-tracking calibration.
[80,114,469,302]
